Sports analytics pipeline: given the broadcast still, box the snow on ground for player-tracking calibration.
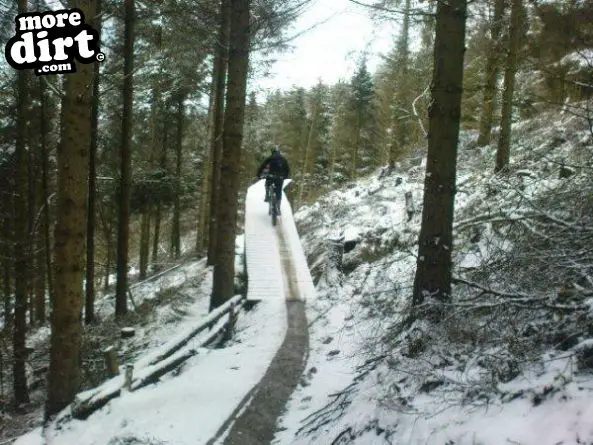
[272,110,593,445]
[16,298,286,445]
[13,110,593,445]
[15,180,300,445]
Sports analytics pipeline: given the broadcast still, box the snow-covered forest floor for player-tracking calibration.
[6,108,593,445]
[272,109,593,445]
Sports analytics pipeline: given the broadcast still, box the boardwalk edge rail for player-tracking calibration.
[70,293,247,420]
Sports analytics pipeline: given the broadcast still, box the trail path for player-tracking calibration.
[208,180,314,445]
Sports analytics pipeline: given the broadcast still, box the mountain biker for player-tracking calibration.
[256,146,291,212]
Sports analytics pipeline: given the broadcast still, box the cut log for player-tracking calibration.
[121,327,135,338]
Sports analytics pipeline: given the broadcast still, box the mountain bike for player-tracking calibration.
[263,174,282,226]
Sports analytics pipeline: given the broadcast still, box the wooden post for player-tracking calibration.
[124,364,134,390]
[223,302,236,343]
[103,346,119,378]
[405,191,415,222]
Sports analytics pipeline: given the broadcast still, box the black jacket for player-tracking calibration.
[256,152,290,179]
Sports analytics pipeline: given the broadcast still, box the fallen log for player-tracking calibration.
[130,316,229,392]
[71,296,244,420]
[71,378,123,420]
[147,294,245,365]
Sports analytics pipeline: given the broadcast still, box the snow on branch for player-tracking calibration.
[451,277,590,311]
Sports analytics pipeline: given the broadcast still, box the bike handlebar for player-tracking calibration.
[260,173,285,180]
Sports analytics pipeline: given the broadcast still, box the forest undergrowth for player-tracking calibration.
[292,107,593,444]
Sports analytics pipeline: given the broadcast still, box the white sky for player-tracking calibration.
[251,0,398,95]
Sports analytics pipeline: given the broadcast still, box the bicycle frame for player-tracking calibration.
[263,175,281,226]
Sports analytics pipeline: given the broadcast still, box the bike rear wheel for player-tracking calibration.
[271,191,277,226]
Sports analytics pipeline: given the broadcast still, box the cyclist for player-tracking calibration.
[256,146,291,213]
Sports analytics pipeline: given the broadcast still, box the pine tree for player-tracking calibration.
[207,0,231,265]
[412,0,468,312]
[47,0,97,418]
[86,0,103,324]
[477,0,506,147]
[211,0,251,310]
[301,81,330,202]
[496,0,524,172]
[115,0,135,318]
[13,0,30,406]
[349,58,377,178]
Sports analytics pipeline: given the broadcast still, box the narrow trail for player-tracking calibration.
[212,223,309,445]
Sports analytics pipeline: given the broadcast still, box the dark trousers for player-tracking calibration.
[265,177,284,202]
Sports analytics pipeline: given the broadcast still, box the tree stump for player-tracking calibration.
[559,165,575,179]
[121,327,136,339]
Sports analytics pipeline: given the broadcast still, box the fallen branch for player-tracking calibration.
[296,355,386,436]
[451,277,591,310]
[129,263,184,289]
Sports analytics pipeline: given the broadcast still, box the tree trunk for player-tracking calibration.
[35,175,46,325]
[298,110,316,205]
[2,217,12,335]
[389,0,411,166]
[207,0,231,266]
[139,209,150,279]
[476,0,506,147]
[171,94,184,259]
[152,203,161,265]
[412,0,467,311]
[140,87,159,280]
[27,124,36,327]
[115,0,135,318]
[40,78,54,308]
[46,0,96,417]
[152,120,168,266]
[197,63,218,253]
[210,0,250,311]
[352,112,360,179]
[86,0,102,325]
[13,0,30,405]
[496,0,522,172]
[104,228,111,292]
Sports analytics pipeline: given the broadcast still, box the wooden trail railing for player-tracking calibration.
[71,294,246,420]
